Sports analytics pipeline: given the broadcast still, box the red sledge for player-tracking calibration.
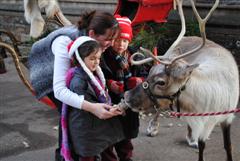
[114,0,173,26]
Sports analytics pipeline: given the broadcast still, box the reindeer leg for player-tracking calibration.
[221,122,233,161]
[146,111,160,137]
[186,125,198,148]
[198,139,205,161]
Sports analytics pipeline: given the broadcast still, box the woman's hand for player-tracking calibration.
[82,101,122,119]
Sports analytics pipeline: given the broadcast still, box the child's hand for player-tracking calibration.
[107,80,124,94]
[88,103,121,119]
[112,105,126,116]
[109,106,125,115]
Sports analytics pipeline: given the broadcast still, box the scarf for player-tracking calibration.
[104,48,132,83]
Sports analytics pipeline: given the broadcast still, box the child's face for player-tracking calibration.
[84,49,102,72]
[112,38,129,54]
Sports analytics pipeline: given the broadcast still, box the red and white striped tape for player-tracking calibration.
[170,108,240,117]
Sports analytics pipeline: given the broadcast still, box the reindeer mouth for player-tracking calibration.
[118,99,132,110]
[122,99,131,108]
[120,99,143,113]
[131,108,140,113]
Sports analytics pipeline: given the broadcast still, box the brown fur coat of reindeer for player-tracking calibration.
[120,0,239,161]
[24,0,71,38]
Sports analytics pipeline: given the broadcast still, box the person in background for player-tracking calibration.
[101,15,144,161]
[28,11,121,161]
[61,36,124,161]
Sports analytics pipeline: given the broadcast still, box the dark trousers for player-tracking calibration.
[101,139,133,161]
[101,146,117,161]
[115,139,133,160]
[48,93,95,161]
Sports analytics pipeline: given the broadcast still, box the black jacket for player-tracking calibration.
[68,67,124,156]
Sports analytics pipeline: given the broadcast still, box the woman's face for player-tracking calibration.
[89,28,119,52]
[84,49,102,72]
[112,38,129,55]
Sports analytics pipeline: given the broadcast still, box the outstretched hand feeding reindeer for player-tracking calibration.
[119,0,239,160]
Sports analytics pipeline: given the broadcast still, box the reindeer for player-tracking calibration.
[121,0,239,160]
[24,0,72,38]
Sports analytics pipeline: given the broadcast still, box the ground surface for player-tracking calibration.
[1,58,240,161]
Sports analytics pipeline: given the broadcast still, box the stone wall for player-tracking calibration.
[0,0,117,42]
[0,0,239,57]
[168,0,240,58]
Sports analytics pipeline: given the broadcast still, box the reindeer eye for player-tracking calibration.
[157,80,166,86]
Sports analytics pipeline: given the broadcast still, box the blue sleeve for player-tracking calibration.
[69,73,88,96]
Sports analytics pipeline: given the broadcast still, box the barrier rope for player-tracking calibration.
[169,108,240,117]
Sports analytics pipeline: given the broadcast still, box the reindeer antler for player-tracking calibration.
[169,0,219,64]
[164,0,185,58]
[130,47,168,65]
[131,0,185,66]
[130,50,154,65]
[131,0,219,66]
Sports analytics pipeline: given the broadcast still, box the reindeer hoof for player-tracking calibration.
[186,135,198,149]
[146,128,159,137]
[146,119,160,137]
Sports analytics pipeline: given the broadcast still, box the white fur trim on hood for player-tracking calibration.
[68,36,95,57]
[68,36,106,96]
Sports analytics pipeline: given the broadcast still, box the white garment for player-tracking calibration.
[52,36,84,109]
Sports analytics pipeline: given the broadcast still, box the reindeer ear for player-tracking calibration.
[172,63,199,79]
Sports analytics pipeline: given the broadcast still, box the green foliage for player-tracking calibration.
[186,20,200,36]
[131,20,200,51]
[131,22,169,51]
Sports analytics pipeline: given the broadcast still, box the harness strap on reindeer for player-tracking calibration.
[141,76,189,118]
